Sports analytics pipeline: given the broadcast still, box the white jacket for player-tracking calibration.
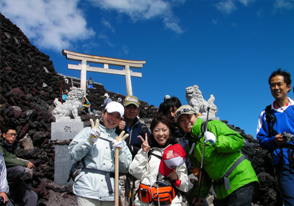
[68,124,132,201]
[129,145,189,206]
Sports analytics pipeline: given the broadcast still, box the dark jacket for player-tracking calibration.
[0,138,28,168]
[116,117,151,157]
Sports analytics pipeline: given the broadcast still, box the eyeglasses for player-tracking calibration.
[6,133,17,137]
[175,107,194,118]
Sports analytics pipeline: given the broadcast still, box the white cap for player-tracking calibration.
[105,102,124,118]
[104,93,109,98]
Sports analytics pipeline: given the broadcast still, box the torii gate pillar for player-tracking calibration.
[62,50,146,97]
[80,60,87,93]
[125,65,133,95]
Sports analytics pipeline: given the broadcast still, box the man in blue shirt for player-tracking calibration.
[257,68,294,206]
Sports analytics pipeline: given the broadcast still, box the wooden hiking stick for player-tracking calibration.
[196,107,210,203]
[115,131,129,206]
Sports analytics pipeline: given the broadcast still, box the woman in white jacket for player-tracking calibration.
[68,102,132,206]
[129,113,189,206]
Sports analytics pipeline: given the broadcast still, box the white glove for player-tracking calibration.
[112,139,125,149]
[89,119,100,143]
[204,131,216,145]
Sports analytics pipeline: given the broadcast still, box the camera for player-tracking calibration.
[282,132,294,143]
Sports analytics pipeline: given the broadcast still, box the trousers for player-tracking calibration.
[213,182,255,206]
[7,166,37,206]
[275,164,294,206]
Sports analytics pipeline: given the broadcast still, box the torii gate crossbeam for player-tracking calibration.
[62,49,146,96]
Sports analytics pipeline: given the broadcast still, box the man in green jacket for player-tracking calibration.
[0,125,37,206]
[176,105,258,206]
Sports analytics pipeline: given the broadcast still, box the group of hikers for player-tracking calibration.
[0,68,293,206]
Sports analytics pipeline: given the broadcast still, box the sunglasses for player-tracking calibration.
[175,107,194,118]
[6,133,17,137]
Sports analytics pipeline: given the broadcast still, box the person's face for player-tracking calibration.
[124,104,140,121]
[102,111,121,129]
[178,114,197,133]
[270,75,291,101]
[3,129,17,144]
[166,106,178,123]
[152,122,170,146]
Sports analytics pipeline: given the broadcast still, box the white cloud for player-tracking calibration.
[212,19,219,25]
[88,0,184,33]
[102,18,115,33]
[215,0,238,14]
[257,9,263,17]
[0,0,95,51]
[98,34,115,47]
[122,45,129,55]
[239,0,255,6]
[232,23,238,27]
[273,0,294,10]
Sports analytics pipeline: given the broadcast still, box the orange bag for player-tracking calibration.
[138,183,153,203]
[138,183,176,205]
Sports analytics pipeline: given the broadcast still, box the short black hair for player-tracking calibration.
[269,68,292,89]
[2,124,17,134]
[158,96,182,115]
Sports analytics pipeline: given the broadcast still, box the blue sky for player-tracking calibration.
[1,0,294,137]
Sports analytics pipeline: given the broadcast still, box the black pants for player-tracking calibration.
[213,182,255,206]
[7,166,38,206]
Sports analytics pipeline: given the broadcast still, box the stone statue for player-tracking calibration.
[52,87,84,122]
[185,85,218,119]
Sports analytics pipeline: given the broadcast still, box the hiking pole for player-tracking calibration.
[115,131,129,206]
[196,107,210,203]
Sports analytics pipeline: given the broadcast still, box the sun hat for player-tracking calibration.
[164,95,171,101]
[105,101,124,118]
[123,95,140,108]
[175,105,196,122]
[159,144,186,177]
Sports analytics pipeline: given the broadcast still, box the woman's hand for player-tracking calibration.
[167,171,178,182]
[139,133,150,153]
[89,119,100,143]
[192,196,204,206]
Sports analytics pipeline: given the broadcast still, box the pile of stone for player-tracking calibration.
[0,12,281,206]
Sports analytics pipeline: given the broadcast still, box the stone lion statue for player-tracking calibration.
[52,87,84,122]
[185,85,218,119]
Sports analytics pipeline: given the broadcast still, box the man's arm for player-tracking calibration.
[256,111,276,150]
[0,153,9,203]
[1,147,29,168]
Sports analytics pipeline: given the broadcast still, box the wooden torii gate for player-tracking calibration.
[62,49,146,96]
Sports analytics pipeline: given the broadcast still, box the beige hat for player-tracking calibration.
[123,95,140,108]
[175,105,196,122]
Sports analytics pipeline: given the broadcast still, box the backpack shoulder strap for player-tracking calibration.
[265,104,276,137]
[148,149,162,160]
[200,120,212,135]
